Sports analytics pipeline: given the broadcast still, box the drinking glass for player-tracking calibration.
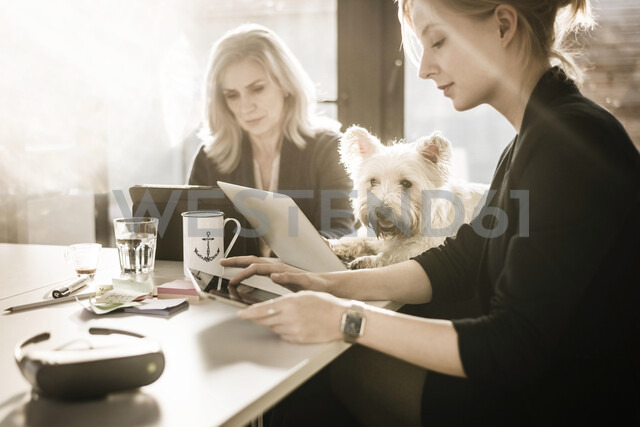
[65,243,102,278]
[113,217,158,274]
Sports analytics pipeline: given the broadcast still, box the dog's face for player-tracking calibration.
[340,126,452,238]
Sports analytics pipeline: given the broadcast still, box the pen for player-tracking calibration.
[4,292,95,313]
[52,276,89,298]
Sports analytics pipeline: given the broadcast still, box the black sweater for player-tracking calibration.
[413,67,640,424]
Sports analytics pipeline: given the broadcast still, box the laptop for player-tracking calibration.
[217,181,347,273]
[128,185,259,261]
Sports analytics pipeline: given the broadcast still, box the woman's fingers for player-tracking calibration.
[237,292,348,344]
[239,299,299,333]
[220,256,266,268]
[227,282,241,301]
[226,260,305,285]
[227,262,287,285]
[237,298,281,320]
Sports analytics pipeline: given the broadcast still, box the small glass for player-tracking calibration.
[113,217,158,274]
[65,243,102,278]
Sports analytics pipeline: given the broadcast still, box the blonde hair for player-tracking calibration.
[200,23,339,174]
[397,0,594,85]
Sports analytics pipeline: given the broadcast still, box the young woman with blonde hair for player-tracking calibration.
[225,1,639,424]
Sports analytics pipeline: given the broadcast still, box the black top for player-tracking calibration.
[413,67,640,423]
[188,129,356,246]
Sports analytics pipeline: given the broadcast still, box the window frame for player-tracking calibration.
[337,0,404,144]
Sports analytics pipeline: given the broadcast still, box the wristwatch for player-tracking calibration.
[341,301,366,343]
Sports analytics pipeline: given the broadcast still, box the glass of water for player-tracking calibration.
[113,217,158,274]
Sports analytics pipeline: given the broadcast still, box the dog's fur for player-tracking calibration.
[329,126,488,269]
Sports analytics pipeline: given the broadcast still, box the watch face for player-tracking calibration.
[344,314,363,336]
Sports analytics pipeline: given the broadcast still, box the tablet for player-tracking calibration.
[187,268,281,307]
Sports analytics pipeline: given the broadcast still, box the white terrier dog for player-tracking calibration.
[329,126,488,269]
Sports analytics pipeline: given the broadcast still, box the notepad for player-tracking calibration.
[123,298,189,316]
[157,280,200,304]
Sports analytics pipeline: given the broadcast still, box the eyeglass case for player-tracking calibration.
[15,327,165,400]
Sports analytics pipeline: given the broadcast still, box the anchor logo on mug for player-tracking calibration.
[182,211,241,277]
[194,231,220,262]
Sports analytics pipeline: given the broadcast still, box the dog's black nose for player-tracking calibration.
[375,206,393,221]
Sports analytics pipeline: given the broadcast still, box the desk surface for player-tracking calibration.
[0,244,400,426]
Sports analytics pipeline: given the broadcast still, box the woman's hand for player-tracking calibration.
[221,256,301,282]
[237,291,349,344]
[221,256,333,292]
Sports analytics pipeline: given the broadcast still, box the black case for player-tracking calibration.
[15,328,165,400]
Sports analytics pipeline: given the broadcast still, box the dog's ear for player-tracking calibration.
[339,126,382,176]
[416,132,452,165]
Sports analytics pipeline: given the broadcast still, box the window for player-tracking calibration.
[0,0,337,245]
[580,0,640,149]
[405,72,514,184]
[403,0,640,184]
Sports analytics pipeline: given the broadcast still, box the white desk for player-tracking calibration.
[0,244,400,426]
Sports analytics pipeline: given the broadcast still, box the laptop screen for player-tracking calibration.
[217,181,347,273]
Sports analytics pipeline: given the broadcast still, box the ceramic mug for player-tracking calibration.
[181,210,241,277]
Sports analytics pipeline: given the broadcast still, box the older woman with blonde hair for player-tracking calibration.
[189,23,355,255]
[225,0,640,425]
